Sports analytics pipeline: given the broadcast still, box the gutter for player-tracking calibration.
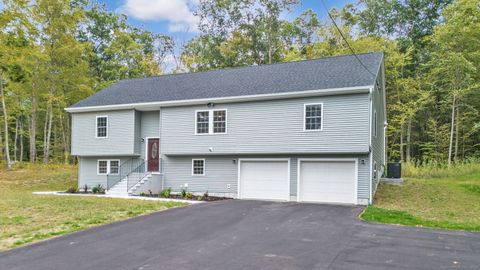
[65,86,373,113]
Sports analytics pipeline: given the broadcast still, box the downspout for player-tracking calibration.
[369,87,374,205]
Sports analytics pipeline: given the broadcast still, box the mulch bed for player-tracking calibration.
[137,194,231,201]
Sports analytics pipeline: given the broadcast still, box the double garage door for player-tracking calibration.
[238,159,357,204]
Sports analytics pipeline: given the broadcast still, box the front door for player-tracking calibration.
[147,138,159,172]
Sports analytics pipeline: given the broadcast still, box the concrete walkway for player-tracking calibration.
[32,191,203,204]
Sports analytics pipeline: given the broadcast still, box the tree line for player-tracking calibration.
[0,0,479,167]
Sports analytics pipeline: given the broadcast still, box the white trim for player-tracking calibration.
[145,137,160,173]
[373,110,377,138]
[194,109,227,135]
[237,158,291,201]
[369,87,373,204]
[297,158,358,204]
[303,103,324,132]
[95,115,108,138]
[65,86,372,113]
[191,158,206,176]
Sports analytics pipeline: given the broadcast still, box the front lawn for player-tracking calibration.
[361,165,480,232]
[0,164,186,251]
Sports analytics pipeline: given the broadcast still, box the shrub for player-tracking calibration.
[180,187,187,198]
[160,187,171,198]
[92,184,105,194]
[203,190,209,198]
[185,192,194,199]
[82,184,88,193]
[140,192,146,196]
[65,187,77,193]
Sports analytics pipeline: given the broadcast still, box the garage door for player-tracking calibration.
[239,160,289,201]
[298,160,357,204]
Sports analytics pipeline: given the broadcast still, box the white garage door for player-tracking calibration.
[298,160,357,204]
[239,160,289,201]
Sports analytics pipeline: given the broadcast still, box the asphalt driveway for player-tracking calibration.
[1,200,479,270]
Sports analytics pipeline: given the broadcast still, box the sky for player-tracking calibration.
[101,0,353,41]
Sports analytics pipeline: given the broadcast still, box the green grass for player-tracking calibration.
[361,162,480,232]
[0,164,186,251]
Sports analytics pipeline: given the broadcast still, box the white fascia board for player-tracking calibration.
[65,85,373,113]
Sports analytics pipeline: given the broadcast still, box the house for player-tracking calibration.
[65,52,386,205]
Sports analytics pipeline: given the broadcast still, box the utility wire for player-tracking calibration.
[319,0,377,77]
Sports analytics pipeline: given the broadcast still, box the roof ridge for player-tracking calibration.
[118,51,384,83]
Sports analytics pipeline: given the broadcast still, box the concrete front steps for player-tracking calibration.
[105,173,152,196]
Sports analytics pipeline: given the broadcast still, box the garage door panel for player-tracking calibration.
[240,160,289,201]
[299,160,356,204]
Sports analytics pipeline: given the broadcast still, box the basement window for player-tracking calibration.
[192,159,205,176]
[110,160,119,174]
[97,160,120,175]
[98,160,108,175]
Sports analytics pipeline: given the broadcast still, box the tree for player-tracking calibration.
[183,0,300,71]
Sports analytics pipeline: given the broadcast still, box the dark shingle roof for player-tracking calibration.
[69,52,383,108]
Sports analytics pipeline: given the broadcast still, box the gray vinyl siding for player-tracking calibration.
[163,156,238,194]
[78,156,131,189]
[71,110,137,156]
[160,94,370,155]
[162,154,370,200]
[371,62,386,195]
[134,110,141,155]
[138,111,160,159]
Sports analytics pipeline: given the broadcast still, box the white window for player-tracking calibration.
[213,110,226,133]
[196,111,209,134]
[110,160,119,174]
[96,116,108,138]
[98,160,108,175]
[304,104,323,131]
[373,111,377,137]
[97,160,120,175]
[192,159,205,176]
[195,109,227,134]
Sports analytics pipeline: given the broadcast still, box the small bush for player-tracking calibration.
[91,184,105,194]
[160,187,171,198]
[185,192,194,199]
[180,187,187,198]
[65,187,77,193]
[139,192,146,196]
[203,190,209,198]
[82,184,89,193]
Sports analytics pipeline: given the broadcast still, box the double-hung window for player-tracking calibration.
[97,160,120,175]
[304,104,323,131]
[192,159,205,176]
[96,116,108,138]
[196,109,227,134]
[213,110,226,133]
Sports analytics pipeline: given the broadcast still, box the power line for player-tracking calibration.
[319,0,377,77]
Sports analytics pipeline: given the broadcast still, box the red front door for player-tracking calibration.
[147,138,159,172]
